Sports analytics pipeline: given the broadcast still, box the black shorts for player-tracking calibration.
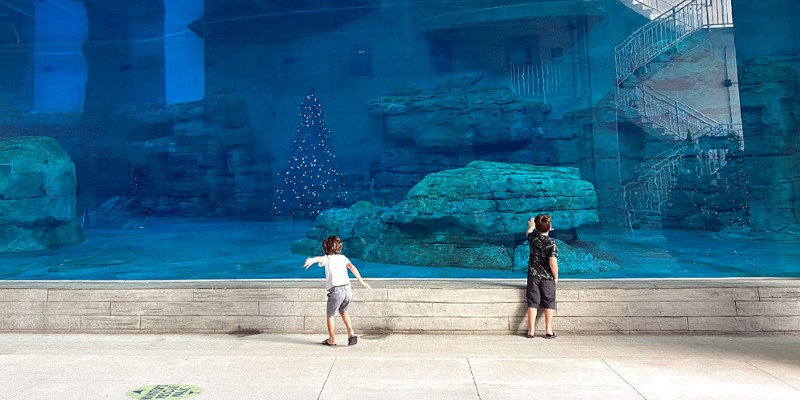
[526,276,556,309]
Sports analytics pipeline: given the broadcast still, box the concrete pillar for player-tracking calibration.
[82,0,165,114]
[731,0,800,233]
[0,1,34,110]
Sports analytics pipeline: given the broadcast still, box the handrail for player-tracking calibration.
[615,0,703,85]
[631,0,678,17]
[622,141,687,233]
[620,84,726,140]
[615,0,734,85]
[616,0,736,233]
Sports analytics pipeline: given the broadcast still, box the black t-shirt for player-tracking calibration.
[527,231,558,279]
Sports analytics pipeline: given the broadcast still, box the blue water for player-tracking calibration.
[0,217,797,280]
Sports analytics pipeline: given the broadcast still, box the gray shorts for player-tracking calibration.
[526,276,557,309]
[326,285,352,316]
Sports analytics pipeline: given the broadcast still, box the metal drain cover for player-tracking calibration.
[127,384,202,399]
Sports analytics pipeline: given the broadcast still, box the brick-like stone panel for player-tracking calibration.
[578,288,759,302]
[689,316,800,332]
[111,301,259,316]
[193,288,320,302]
[48,289,193,302]
[388,288,523,303]
[357,302,435,317]
[558,301,736,317]
[736,301,800,316]
[140,316,304,333]
[81,316,141,330]
[557,289,580,302]
[392,316,510,331]
[0,302,45,315]
[259,302,325,316]
[0,289,47,302]
[43,302,110,316]
[759,287,800,300]
[431,302,527,317]
[0,314,81,331]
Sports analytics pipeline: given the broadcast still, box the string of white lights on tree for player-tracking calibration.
[274,93,344,217]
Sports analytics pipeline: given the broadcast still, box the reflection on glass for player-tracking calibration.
[0,0,797,280]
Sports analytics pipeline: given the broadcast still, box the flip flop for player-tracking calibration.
[525,331,534,339]
[348,336,358,346]
[544,332,557,339]
[321,339,336,346]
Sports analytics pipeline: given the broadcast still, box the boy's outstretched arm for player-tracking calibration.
[303,256,325,269]
[347,263,371,289]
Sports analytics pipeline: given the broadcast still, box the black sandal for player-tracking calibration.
[525,331,534,339]
[321,339,336,346]
[348,336,358,346]
[544,332,557,339]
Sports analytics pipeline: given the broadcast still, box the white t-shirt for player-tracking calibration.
[319,254,352,290]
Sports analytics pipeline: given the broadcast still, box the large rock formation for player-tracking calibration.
[387,161,599,236]
[367,75,544,148]
[88,89,269,218]
[294,161,605,270]
[0,136,83,253]
[366,74,557,206]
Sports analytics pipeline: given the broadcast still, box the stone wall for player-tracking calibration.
[0,279,797,334]
[0,136,83,253]
[731,0,800,235]
[366,75,563,206]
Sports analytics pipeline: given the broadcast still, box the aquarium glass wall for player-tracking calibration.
[0,0,798,280]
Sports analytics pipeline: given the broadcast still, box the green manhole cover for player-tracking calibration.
[127,384,202,399]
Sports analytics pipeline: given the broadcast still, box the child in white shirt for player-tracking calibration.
[304,235,371,346]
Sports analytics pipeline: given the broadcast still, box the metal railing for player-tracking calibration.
[630,0,678,17]
[620,84,726,141]
[616,0,736,233]
[619,84,739,229]
[615,0,734,85]
[508,62,583,100]
[622,143,686,232]
[703,0,734,28]
[622,138,735,232]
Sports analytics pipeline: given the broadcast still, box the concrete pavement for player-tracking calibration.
[0,333,798,399]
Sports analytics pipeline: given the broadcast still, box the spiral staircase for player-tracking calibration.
[614,0,739,232]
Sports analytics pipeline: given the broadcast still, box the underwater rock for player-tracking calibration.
[369,149,461,206]
[295,162,600,269]
[386,161,599,237]
[367,74,548,147]
[292,201,386,257]
[0,136,83,253]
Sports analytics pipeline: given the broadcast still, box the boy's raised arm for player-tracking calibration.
[303,256,325,269]
[526,217,536,234]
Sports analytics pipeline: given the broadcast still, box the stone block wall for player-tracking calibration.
[0,279,797,334]
[0,136,83,253]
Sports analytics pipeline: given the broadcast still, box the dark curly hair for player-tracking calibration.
[322,235,343,255]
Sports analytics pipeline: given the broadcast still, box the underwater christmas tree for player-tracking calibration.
[274,93,344,217]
